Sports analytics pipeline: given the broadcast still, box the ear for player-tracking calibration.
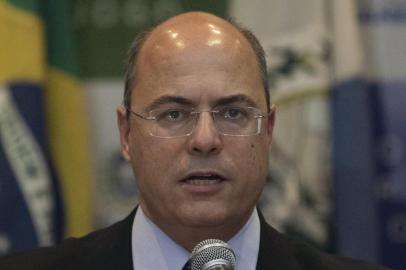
[266,104,276,145]
[117,105,131,161]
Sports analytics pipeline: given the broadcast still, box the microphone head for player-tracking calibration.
[190,239,236,270]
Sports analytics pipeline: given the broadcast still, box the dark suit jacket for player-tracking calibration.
[0,209,391,270]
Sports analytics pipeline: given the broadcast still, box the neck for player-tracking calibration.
[141,206,255,251]
[165,220,247,251]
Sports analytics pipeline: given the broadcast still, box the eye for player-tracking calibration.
[221,107,248,119]
[156,109,188,122]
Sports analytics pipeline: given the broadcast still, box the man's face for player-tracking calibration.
[118,15,275,240]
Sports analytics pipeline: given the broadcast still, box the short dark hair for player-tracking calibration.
[123,17,269,111]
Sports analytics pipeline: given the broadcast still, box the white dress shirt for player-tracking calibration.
[131,207,260,270]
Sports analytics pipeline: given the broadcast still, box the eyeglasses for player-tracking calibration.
[126,106,267,138]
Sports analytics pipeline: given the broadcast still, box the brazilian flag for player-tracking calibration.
[0,0,92,254]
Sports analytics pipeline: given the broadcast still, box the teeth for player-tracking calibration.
[184,174,224,185]
[186,179,221,185]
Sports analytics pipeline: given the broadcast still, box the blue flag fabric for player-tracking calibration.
[333,1,406,269]
[0,0,64,254]
[372,82,406,269]
[0,83,63,254]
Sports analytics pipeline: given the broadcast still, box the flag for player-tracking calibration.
[229,0,332,248]
[332,0,406,268]
[0,0,93,254]
[0,0,62,253]
[41,0,93,239]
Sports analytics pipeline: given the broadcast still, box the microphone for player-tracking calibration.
[189,239,236,270]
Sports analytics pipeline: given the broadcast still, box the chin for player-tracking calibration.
[177,205,233,228]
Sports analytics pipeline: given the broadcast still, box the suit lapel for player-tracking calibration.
[87,209,136,270]
[256,210,302,270]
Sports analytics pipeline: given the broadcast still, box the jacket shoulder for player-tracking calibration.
[0,238,86,270]
[257,211,391,270]
[0,210,135,270]
[290,237,391,270]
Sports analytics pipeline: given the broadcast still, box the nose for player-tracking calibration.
[187,111,223,155]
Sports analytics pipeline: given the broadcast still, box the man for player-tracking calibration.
[0,11,390,270]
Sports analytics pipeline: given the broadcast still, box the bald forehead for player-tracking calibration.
[150,12,244,44]
[138,12,257,65]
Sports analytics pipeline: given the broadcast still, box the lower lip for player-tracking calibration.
[180,179,226,193]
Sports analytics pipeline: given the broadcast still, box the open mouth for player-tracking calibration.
[182,174,225,185]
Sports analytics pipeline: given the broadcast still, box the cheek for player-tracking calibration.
[250,143,256,161]
[248,139,267,159]
[130,135,184,174]
[246,140,269,178]
[229,139,269,174]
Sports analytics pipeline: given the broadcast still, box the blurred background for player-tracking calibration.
[0,0,405,269]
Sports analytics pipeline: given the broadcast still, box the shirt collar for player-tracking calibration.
[131,207,260,270]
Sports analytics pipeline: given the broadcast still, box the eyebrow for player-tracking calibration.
[145,94,258,111]
[145,95,194,111]
[213,94,258,108]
